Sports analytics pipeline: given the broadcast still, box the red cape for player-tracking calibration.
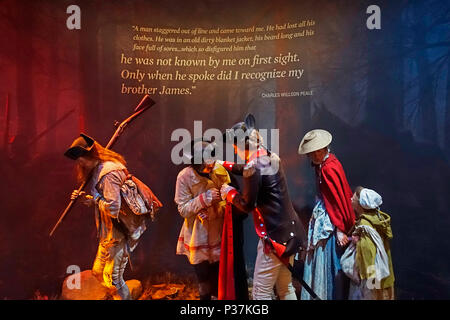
[218,203,235,300]
[318,154,355,234]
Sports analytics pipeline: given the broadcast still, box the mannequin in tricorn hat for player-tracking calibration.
[219,114,307,300]
[65,133,152,300]
[174,139,230,300]
[297,129,355,300]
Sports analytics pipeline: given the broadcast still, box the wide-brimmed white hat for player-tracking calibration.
[298,129,332,155]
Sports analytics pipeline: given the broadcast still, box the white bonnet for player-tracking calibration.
[359,188,383,209]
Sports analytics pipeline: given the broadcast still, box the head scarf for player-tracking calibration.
[359,188,383,209]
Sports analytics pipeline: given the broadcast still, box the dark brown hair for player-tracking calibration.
[354,186,364,200]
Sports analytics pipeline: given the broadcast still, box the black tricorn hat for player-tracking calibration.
[64,133,95,160]
[181,138,217,165]
[223,113,256,144]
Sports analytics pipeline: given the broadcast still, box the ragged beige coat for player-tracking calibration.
[175,163,229,265]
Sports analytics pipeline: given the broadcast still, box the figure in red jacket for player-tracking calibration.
[220,115,307,300]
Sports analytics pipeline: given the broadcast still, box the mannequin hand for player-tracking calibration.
[220,184,236,201]
[336,229,349,247]
[197,211,208,223]
[209,188,221,203]
[71,190,95,207]
[351,235,360,244]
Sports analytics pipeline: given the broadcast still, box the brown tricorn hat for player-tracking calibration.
[64,133,95,160]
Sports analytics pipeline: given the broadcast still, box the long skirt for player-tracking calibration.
[301,232,348,300]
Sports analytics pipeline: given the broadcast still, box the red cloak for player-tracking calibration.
[318,154,355,234]
[218,203,235,300]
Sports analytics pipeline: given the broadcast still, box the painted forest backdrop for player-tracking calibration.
[0,0,449,299]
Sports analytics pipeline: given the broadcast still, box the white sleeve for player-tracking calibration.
[174,173,212,218]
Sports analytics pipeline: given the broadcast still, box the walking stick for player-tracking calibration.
[49,95,156,237]
[284,259,321,300]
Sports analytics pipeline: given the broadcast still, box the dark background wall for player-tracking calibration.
[0,0,449,299]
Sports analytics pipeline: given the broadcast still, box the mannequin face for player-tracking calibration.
[233,143,259,163]
[351,192,363,217]
[199,161,215,174]
[307,147,328,165]
[233,144,248,162]
[76,156,98,170]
